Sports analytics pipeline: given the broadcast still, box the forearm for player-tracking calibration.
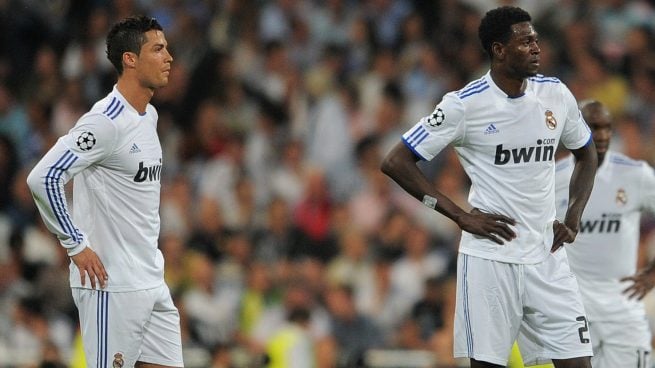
[26,142,88,255]
[381,143,467,224]
[564,143,598,231]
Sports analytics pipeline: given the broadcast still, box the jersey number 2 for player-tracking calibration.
[576,316,590,343]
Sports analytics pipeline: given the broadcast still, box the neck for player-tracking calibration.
[597,153,605,167]
[490,69,526,98]
[116,76,154,114]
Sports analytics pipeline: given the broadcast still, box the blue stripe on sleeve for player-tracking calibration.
[102,97,117,115]
[457,77,486,96]
[459,84,489,99]
[401,137,427,160]
[406,125,425,144]
[106,101,122,118]
[109,104,124,119]
[45,150,80,243]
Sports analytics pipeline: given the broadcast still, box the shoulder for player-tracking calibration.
[146,104,159,122]
[607,151,647,169]
[528,74,570,96]
[69,110,119,147]
[453,75,490,101]
[528,74,562,85]
[89,94,127,121]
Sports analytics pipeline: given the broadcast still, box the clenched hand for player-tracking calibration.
[551,220,577,253]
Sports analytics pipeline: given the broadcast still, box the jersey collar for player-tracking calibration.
[484,70,529,100]
[111,85,147,117]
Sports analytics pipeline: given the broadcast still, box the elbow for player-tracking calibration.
[585,140,599,170]
[380,156,390,176]
[381,143,415,178]
[380,153,397,178]
[26,167,41,194]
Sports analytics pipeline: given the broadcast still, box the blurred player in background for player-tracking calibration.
[556,100,655,368]
[381,6,597,368]
[27,16,182,367]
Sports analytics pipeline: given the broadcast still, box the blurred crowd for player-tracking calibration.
[2,0,655,367]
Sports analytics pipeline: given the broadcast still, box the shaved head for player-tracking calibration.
[579,100,612,164]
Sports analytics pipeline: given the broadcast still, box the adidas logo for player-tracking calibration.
[484,123,499,135]
[129,143,141,154]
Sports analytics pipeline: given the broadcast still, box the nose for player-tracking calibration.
[531,41,540,54]
[596,128,611,140]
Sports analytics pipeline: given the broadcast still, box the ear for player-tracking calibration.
[122,52,137,70]
[492,42,505,61]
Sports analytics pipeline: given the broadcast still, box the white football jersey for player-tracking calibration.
[403,71,591,263]
[27,86,165,292]
[555,151,655,322]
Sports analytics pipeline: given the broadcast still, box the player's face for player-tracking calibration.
[587,110,612,160]
[505,22,540,78]
[135,30,173,89]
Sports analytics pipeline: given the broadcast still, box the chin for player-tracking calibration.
[153,80,169,89]
[526,69,539,77]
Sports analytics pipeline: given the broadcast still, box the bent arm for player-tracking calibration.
[564,140,598,233]
[381,142,516,244]
[26,140,91,256]
[381,142,467,223]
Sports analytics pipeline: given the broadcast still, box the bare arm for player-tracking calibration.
[552,140,598,252]
[381,142,516,244]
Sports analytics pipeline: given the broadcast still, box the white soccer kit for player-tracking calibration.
[27,86,182,367]
[556,151,655,368]
[402,71,593,365]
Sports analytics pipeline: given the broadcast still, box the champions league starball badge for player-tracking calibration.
[76,131,96,151]
[427,108,445,127]
[545,110,557,130]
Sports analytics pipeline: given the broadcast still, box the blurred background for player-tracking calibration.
[1,0,655,367]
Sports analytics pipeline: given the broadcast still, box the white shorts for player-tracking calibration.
[589,319,652,368]
[453,251,593,366]
[72,284,184,367]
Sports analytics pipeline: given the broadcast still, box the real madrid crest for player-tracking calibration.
[112,352,124,368]
[545,110,557,130]
[616,188,627,206]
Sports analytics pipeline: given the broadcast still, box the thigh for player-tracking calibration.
[138,284,183,367]
[590,320,652,368]
[518,251,593,366]
[453,253,522,366]
[72,288,155,368]
[591,344,650,368]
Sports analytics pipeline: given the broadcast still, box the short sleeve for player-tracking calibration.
[640,163,655,213]
[401,93,466,161]
[61,113,118,164]
[560,85,591,150]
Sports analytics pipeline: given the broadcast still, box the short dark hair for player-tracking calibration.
[478,6,532,58]
[106,15,163,75]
